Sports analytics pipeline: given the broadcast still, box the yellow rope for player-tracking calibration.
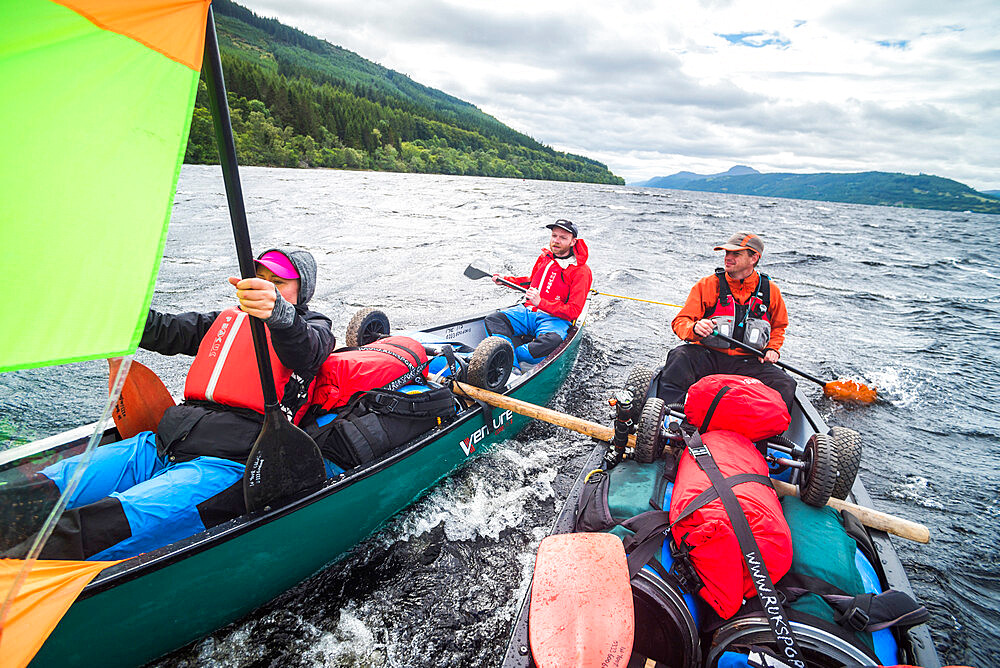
[590,289,682,309]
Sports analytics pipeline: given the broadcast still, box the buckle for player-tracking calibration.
[372,394,399,412]
[840,605,870,632]
[688,442,709,458]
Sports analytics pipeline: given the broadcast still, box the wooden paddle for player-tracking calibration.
[452,382,928,543]
[711,330,878,404]
[107,358,175,438]
[529,533,634,668]
[203,9,325,512]
[463,263,527,293]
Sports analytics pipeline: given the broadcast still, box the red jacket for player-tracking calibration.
[503,239,592,322]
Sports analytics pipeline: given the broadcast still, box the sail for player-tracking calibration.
[0,558,124,668]
[0,0,212,372]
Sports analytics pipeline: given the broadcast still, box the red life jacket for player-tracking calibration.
[669,429,792,619]
[684,374,790,442]
[184,308,295,414]
[312,336,429,411]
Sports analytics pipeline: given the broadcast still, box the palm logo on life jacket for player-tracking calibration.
[702,268,772,351]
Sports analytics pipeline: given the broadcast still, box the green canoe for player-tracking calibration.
[2,303,586,668]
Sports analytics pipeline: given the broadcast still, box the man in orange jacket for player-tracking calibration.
[485,219,592,368]
[655,232,796,409]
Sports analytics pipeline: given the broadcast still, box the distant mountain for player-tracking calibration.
[183,0,623,184]
[634,167,1000,214]
[632,165,759,188]
[983,190,1000,197]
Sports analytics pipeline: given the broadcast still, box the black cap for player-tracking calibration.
[546,219,578,237]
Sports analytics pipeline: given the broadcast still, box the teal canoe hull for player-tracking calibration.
[17,310,583,668]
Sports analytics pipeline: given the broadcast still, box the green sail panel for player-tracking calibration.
[0,1,201,372]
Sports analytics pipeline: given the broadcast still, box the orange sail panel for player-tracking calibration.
[0,559,123,668]
[54,0,211,70]
[528,533,634,668]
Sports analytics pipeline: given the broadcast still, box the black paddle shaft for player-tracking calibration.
[203,9,325,510]
[711,330,828,387]
[202,8,278,407]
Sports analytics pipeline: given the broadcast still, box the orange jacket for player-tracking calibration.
[672,270,787,356]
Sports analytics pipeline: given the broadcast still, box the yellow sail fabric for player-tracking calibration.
[0,559,124,668]
[0,0,211,372]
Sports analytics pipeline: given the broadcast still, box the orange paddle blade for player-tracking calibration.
[823,379,877,404]
[529,533,634,668]
[108,359,175,438]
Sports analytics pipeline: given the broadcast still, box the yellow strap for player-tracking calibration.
[589,289,682,308]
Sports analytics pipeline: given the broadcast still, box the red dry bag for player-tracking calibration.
[312,336,429,411]
[669,429,792,619]
[684,374,789,441]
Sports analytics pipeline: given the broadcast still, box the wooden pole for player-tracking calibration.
[451,381,929,544]
[770,479,930,543]
[453,381,634,448]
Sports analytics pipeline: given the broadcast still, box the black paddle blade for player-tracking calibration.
[463,263,492,280]
[244,405,326,512]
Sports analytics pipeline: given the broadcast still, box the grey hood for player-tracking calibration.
[257,247,317,306]
[257,248,317,329]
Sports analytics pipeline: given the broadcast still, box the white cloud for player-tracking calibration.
[236,0,1000,190]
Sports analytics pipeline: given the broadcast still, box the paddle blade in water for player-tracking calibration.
[108,359,175,438]
[823,379,877,404]
[529,533,633,668]
[243,405,326,512]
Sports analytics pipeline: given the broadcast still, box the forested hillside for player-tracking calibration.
[637,169,1000,214]
[186,0,623,184]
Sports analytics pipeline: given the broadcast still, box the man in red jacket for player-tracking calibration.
[485,220,592,367]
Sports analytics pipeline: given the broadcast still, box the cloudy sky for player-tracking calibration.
[237,0,999,191]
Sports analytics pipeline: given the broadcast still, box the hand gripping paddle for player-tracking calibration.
[528,533,634,668]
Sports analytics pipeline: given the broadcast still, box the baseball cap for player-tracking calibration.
[714,232,763,255]
[546,219,578,237]
[255,250,300,279]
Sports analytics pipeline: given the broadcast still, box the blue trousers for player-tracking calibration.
[40,432,245,560]
[486,305,570,364]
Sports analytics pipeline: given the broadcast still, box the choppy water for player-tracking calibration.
[2,166,998,667]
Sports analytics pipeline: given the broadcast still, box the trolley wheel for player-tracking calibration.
[345,308,390,347]
[635,397,666,464]
[707,616,879,667]
[623,364,656,421]
[829,426,863,500]
[467,336,514,392]
[800,433,836,507]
